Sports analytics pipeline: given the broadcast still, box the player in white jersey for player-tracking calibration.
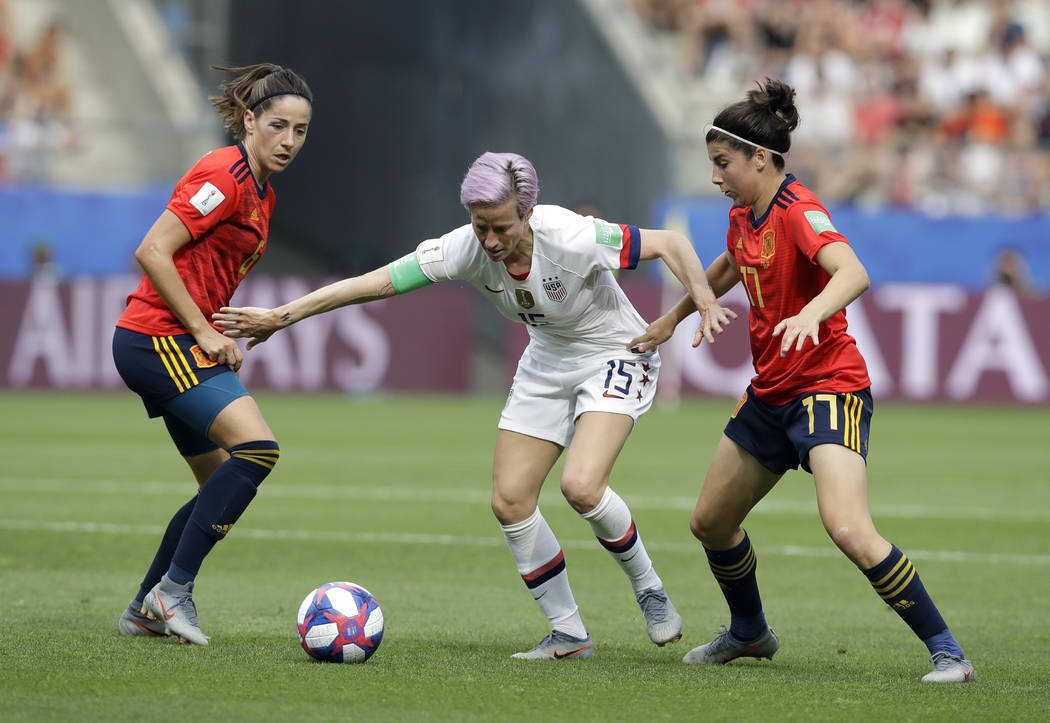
[419,203,653,364]
[214,152,736,659]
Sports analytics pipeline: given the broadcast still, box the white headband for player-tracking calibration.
[704,123,787,157]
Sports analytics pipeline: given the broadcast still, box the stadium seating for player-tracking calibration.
[627,0,1050,215]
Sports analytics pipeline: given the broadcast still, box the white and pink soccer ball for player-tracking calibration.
[296,581,384,663]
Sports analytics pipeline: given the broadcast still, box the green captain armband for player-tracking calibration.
[388,253,434,294]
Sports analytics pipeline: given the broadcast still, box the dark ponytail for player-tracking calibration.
[209,64,313,140]
[707,78,798,170]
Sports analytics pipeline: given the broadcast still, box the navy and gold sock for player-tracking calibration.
[704,530,767,641]
[135,495,196,602]
[862,544,963,657]
[169,441,280,581]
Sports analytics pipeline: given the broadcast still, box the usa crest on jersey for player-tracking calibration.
[543,276,567,302]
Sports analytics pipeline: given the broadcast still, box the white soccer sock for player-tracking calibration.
[580,487,662,594]
[501,508,587,639]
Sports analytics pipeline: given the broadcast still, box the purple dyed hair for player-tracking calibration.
[459,152,539,218]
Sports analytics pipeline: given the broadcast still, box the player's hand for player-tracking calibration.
[627,314,677,354]
[195,326,244,371]
[213,306,279,350]
[692,304,737,347]
[772,312,820,357]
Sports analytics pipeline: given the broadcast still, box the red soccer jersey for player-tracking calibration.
[727,174,870,404]
[117,144,275,336]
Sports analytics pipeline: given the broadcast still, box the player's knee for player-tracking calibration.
[491,499,537,526]
[559,472,602,513]
[490,485,531,525]
[228,440,280,486]
[689,512,708,542]
[827,523,864,561]
[490,493,513,524]
[689,509,727,545]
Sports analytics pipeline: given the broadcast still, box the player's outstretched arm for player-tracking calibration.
[627,295,693,354]
[628,247,739,353]
[214,262,415,349]
[703,250,741,299]
[636,229,737,346]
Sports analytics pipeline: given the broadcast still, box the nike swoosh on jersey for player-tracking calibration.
[602,392,625,399]
[484,285,505,293]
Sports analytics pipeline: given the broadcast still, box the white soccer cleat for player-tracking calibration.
[118,602,170,637]
[682,625,778,664]
[921,652,976,683]
[511,630,594,660]
[141,574,210,646]
[636,586,683,646]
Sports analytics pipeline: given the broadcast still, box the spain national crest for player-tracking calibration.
[515,289,535,309]
[760,229,776,259]
[190,344,218,368]
[543,276,567,302]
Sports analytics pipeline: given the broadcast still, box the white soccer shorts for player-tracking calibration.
[498,347,661,447]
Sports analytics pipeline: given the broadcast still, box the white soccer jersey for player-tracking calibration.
[414,205,652,365]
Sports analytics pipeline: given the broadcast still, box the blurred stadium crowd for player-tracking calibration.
[0,0,76,181]
[632,0,1050,216]
[3,0,1050,220]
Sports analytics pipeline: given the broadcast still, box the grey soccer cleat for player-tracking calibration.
[141,574,210,646]
[118,602,170,637]
[921,652,976,683]
[636,586,683,646]
[682,625,778,664]
[511,630,594,660]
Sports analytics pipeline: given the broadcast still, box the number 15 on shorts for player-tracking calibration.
[602,360,636,399]
[602,358,657,402]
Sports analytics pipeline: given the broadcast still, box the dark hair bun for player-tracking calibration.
[747,78,799,133]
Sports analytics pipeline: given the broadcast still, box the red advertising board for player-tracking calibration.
[1,276,1047,403]
[0,276,474,392]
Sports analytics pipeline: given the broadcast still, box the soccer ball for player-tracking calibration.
[296,581,385,663]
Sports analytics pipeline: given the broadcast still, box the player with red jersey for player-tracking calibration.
[725,177,871,405]
[631,79,975,683]
[118,144,275,337]
[112,64,312,646]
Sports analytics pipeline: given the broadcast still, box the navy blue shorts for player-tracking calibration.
[724,385,873,475]
[112,327,249,455]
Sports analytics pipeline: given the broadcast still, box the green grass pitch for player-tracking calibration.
[1,391,1047,721]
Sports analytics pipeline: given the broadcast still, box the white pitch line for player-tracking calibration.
[0,518,1047,567]
[1,475,1047,522]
